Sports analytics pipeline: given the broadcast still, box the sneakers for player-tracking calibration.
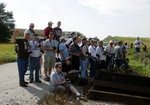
[20,82,28,87]
[44,76,50,82]
[23,81,28,84]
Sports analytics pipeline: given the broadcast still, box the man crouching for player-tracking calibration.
[50,63,81,97]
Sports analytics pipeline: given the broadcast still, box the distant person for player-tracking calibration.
[104,40,115,69]
[54,21,62,42]
[24,23,35,40]
[134,37,145,52]
[43,21,55,39]
[50,63,81,97]
[120,58,133,73]
[29,34,42,83]
[43,32,58,81]
[124,42,129,57]
[12,30,30,87]
[65,32,76,49]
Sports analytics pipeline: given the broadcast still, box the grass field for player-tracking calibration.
[104,36,150,77]
[0,43,17,64]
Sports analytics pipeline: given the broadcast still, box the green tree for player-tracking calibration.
[0,3,15,43]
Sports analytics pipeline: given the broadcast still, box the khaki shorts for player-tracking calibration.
[44,56,55,69]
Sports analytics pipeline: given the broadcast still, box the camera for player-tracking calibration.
[96,54,100,57]
[53,46,56,50]
[28,51,32,54]
[37,38,46,43]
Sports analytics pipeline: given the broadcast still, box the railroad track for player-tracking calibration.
[87,71,150,105]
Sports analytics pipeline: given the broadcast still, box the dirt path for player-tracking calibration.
[0,62,50,105]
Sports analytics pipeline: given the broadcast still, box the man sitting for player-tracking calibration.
[50,63,81,97]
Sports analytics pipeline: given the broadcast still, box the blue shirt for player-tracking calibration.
[59,43,69,61]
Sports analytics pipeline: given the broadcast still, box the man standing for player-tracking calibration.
[89,39,98,77]
[12,30,30,87]
[43,21,55,39]
[43,32,58,81]
[24,23,35,40]
[54,21,62,42]
[80,38,89,78]
[59,37,69,63]
[69,37,81,70]
[114,41,123,69]
[134,37,145,52]
[29,34,42,83]
[104,40,115,69]
[96,41,106,70]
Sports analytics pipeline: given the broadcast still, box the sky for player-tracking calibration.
[1,0,150,40]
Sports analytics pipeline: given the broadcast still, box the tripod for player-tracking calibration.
[107,55,119,72]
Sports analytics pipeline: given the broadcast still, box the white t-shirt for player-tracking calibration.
[89,45,96,58]
[96,46,105,60]
[65,38,73,45]
[134,40,142,48]
[104,45,115,57]
[29,40,41,57]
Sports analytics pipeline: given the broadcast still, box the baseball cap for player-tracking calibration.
[49,32,54,35]
[48,21,53,25]
[109,40,113,43]
[59,37,65,42]
[29,23,34,27]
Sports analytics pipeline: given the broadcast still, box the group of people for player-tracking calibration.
[12,21,145,97]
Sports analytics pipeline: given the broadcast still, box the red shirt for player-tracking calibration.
[43,27,56,39]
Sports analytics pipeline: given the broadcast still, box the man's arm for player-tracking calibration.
[12,30,19,43]
[54,80,67,86]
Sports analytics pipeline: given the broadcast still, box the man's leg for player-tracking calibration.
[35,57,40,82]
[29,57,35,82]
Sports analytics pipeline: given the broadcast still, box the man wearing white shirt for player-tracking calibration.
[65,32,76,49]
[104,40,115,69]
[29,34,41,83]
[24,23,35,40]
[96,41,106,70]
[89,39,97,77]
[134,37,145,52]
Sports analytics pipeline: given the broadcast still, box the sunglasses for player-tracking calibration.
[58,67,62,68]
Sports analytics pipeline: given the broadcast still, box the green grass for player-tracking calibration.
[0,43,17,64]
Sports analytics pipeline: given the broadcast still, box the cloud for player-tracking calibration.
[78,0,150,16]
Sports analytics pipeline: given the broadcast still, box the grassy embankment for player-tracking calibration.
[104,36,150,77]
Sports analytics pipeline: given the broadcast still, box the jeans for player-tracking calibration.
[89,57,97,77]
[80,58,88,78]
[29,57,40,81]
[17,58,28,83]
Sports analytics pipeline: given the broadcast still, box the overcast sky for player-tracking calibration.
[1,0,150,39]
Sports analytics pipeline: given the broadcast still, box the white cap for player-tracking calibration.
[109,40,113,43]
[48,21,53,25]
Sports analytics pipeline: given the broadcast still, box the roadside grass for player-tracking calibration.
[0,43,17,64]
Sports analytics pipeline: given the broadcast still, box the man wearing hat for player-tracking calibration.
[43,21,56,39]
[29,33,42,83]
[43,32,58,81]
[59,37,69,63]
[104,40,115,69]
[24,23,35,40]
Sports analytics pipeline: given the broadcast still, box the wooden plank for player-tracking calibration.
[88,89,150,105]
[94,80,150,95]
